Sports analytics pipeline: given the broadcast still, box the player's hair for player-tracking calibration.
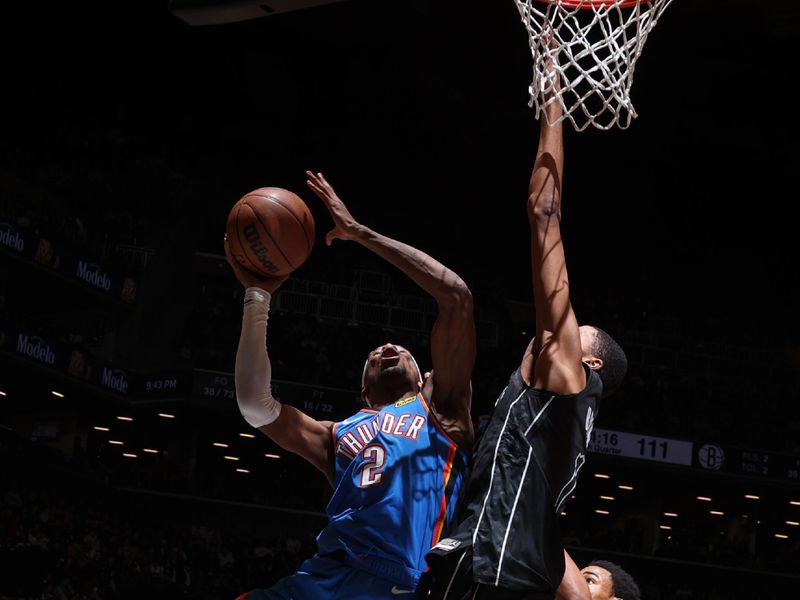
[590,327,627,398]
[587,560,640,600]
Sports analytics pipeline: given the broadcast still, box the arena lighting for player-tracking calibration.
[744,494,760,500]
[786,521,800,526]
[560,511,567,516]
[51,390,64,398]
[710,510,725,516]
[224,455,240,461]
[775,533,789,539]
[659,525,672,530]
[791,500,800,506]
[116,416,133,422]
[595,509,610,515]
[108,440,124,445]
[143,448,159,454]
[158,413,175,419]
[239,432,256,438]
[0,390,7,396]
[600,496,615,501]
[663,512,678,517]
[122,453,138,458]
[593,473,610,479]
[236,468,250,474]
[697,496,712,502]
[93,426,110,432]
[213,442,229,448]
[617,485,634,490]
[264,453,281,459]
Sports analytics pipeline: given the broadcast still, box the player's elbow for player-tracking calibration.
[438,278,473,312]
[527,190,560,227]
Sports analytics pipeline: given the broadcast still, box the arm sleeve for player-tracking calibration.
[234,288,281,428]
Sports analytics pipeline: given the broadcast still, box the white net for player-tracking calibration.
[514,0,673,131]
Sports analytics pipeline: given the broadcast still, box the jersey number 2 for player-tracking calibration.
[359,444,386,487]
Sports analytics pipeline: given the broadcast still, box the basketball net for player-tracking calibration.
[514,0,673,131]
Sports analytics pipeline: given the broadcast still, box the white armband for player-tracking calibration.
[236,287,282,427]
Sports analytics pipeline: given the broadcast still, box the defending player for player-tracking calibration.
[420,60,628,599]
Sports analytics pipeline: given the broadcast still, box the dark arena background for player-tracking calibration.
[1,1,799,598]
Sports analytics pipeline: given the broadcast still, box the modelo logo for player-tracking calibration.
[16,334,56,365]
[101,367,129,393]
[76,261,112,291]
[0,223,24,252]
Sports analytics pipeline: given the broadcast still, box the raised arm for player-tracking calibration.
[224,236,335,487]
[555,550,591,600]
[306,171,475,448]
[522,65,586,395]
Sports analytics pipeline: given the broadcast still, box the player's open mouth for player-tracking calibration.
[380,348,400,369]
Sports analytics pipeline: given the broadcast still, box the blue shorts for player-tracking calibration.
[239,553,420,600]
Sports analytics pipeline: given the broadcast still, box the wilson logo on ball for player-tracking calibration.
[243,222,280,275]
[225,187,315,278]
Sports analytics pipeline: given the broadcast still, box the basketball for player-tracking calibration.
[225,187,315,277]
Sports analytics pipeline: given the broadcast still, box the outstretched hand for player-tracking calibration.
[305,170,361,246]
[223,234,288,294]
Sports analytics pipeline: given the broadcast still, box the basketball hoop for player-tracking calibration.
[515,0,674,131]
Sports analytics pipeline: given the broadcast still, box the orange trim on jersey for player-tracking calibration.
[430,441,458,547]
[417,392,465,451]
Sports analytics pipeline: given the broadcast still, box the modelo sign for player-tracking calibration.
[100,367,129,394]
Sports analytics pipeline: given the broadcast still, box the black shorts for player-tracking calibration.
[420,539,553,600]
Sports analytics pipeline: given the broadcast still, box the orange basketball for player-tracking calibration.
[225,187,315,277]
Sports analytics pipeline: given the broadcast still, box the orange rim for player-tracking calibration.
[537,0,643,8]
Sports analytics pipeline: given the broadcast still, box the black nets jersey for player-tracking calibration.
[451,364,602,593]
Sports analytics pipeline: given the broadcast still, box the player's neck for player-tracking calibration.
[368,388,418,409]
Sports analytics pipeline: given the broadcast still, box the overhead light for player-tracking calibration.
[710,510,724,516]
[213,442,229,448]
[158,413,175,419]
[93,426,110,432]
[663,512,678,517]
[775,533,788,539]
[116,416,133,422]
[51,390,64,398]
[143,448,159,454]
[600,496,615,501]
[618,485,634,491]
[122,453,138,458]
[593,473,610,479]
[786,521,799,526]
[659,525,672,530]
[697,496,712,502]
[236,468,250,474]
[0,390,7,396]
[224,456,240,461]
[239,432,256,439]
[790,501,800,506]
[264,453,281,459]
[560,511,567,516]
[108,440,124,445]
[744,494,760,500]
[595,509,610,515]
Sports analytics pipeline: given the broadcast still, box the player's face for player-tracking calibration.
[363,344,420,388]
[580,566,616,600]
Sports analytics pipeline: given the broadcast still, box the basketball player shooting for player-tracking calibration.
[226,170,476,599]
[420,59,628,600]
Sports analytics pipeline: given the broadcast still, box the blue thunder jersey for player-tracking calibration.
[316,391,468,589]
